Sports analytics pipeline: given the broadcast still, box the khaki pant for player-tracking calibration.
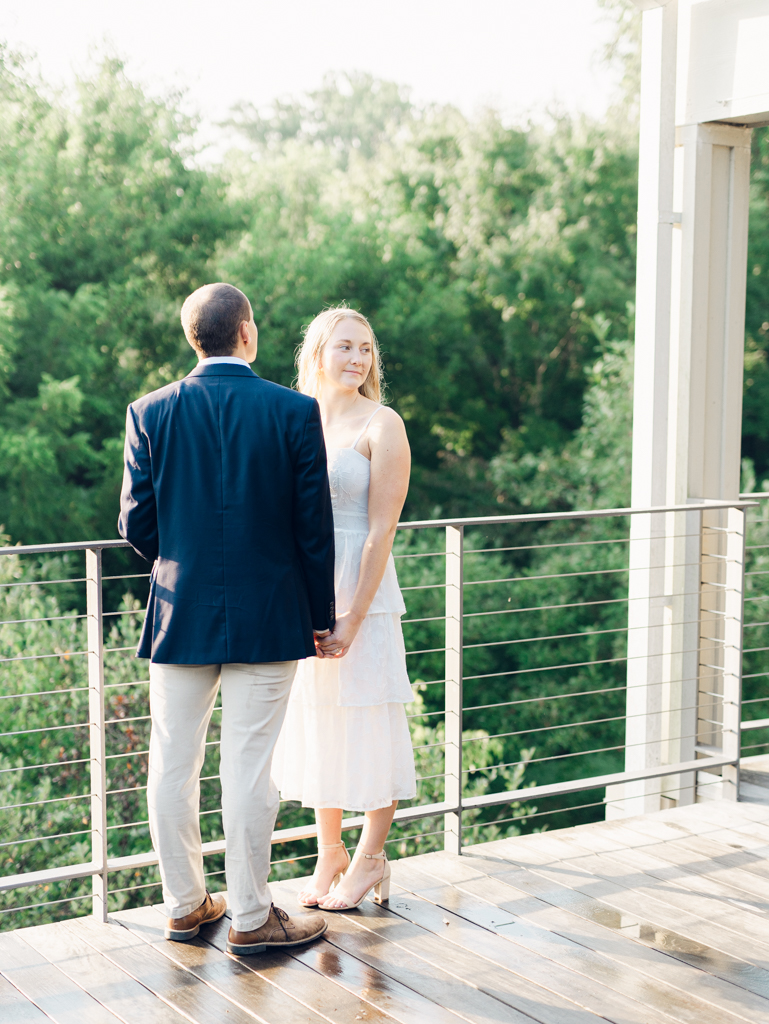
[147,660,297,932]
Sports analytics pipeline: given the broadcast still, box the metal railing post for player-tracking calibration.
[721,506,746,800]
[86,547,109,920]
[444,525,464,855]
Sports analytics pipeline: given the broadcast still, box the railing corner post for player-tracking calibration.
[444,524,464,855]
[86,547,108,921]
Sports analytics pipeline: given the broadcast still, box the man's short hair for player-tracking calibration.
[181,283,252,357]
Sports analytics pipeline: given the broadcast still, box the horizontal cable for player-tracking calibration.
[108,879,161,896]
[385,828,446,844]
[0,720,88,740]
[0,792,90,813]
[0,756,89,775]
[464,596,629,620]
[463,684,627,713]
[104,679,149,689]
[463,624,627,651]
[0,685,88,702]
[392,550,445,560]
[464,536,632,556]
[463,640,724,684]
[104,645,137,654]
[102,573,151,581]
[466,712,626,744]
[102,609,144,618]
[743,620,769,629]
[0,827,91,849]
[462,743,626,774]
[0,649,89,665]
[465,566,629,588]
[402,615,447,625]
[406,646,446,657]
[0,892,92,915]
[270,852,317,867]
[0,577,87,589]
[0,613,84,627]
[406,708,445,720]
[401,582,446,592]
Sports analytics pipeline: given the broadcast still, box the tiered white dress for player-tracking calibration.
[272,408,417,811]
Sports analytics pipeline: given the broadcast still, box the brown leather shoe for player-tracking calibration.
[226,903,327,954]
[164,890,227,941]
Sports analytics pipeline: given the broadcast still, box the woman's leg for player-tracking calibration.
[320,801,397,909]
[296,808,349,906]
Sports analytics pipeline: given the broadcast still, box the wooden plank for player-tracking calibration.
[490,859,769,1008]
[82,910,329,1024]
[414,857,766,1024]
[121,904,402,1024]
[19,920,187,1024]
[525,855,769,972]
[380,864,680,1024]
[501,856,769,1001]
[0,974,52,1023]
[335,897,613,1024]
[276,891,549,1024]
[0,932,123,1024]
[539,838,769,952]
[588,828,769,905]
[391,860,714,1024]
[536,826,769,920]
[147,896,467,1024]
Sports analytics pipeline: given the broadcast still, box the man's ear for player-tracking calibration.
[238,320,250,344]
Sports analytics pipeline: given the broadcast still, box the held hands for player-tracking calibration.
[314,610,363,659]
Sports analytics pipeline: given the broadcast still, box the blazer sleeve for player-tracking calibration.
[292,399,336,632]
[118,404,159,564]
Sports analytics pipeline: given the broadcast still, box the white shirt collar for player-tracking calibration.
[199,356,250,366]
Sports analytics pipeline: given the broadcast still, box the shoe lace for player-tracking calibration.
[270,903,290,939]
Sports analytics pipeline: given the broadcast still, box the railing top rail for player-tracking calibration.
[0,538,131,557]
[394,497,758,531]
[740,492,769,498]
[0,498,757,556]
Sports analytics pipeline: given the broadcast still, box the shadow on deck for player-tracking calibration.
[4,794,769,1023]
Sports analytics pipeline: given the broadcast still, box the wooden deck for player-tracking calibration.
[6,792,769,1023]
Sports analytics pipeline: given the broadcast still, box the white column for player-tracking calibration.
[611,7,752,817]
[672,123,751,802]
[608,0,679,819]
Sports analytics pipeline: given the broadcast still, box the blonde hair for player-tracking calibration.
[296,307,383,402]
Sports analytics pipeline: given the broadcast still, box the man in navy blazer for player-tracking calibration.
[119,283,333,954]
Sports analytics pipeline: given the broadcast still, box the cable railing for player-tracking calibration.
[0,496,754,928]
[739,492,769,754]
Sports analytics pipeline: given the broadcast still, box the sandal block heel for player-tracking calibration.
[373,862,391,904]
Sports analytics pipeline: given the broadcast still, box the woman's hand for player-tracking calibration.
[315,611,363,658]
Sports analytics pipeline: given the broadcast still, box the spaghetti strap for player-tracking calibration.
[350,406,383,450]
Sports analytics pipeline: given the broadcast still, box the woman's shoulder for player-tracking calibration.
[368,405,409,451]
[370,404,405,431]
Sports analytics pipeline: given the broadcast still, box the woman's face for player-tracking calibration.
[321,319,373,393]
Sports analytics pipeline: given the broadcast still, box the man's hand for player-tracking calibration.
[314,611,362,659]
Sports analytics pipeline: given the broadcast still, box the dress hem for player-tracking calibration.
[278,790,417,812]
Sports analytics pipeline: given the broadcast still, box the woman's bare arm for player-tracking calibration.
[316,407,410,657]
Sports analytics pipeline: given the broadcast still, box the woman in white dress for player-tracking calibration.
[272,306,415,911]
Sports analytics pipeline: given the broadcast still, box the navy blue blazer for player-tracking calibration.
[118,361,335,664]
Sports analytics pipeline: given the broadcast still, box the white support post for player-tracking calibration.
[608,0,679,818]
[86,547,108,921]
[616,1,752,817]
[444,525,463,855]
